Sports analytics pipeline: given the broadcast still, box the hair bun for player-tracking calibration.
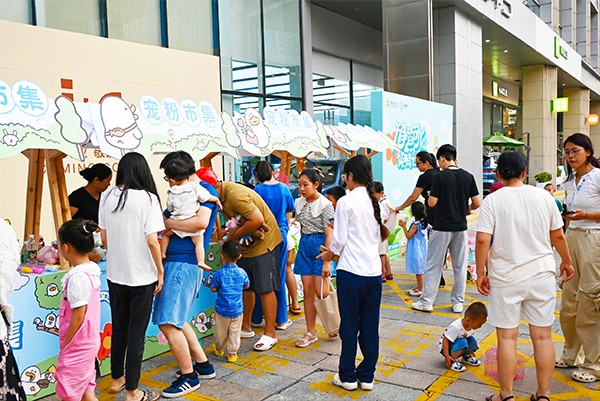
[80,220,98,234]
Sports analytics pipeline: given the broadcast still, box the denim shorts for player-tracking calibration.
[152,261,202,329]
[294,233,325,276]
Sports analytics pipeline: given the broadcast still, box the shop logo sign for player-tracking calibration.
[554,37,568,60]
[492,81,509,98]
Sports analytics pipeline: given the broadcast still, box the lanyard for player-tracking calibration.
[567,170,594,210]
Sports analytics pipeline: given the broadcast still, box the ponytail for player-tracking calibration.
[366,180,390,241]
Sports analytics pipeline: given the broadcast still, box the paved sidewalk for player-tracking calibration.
[42,259,599,401]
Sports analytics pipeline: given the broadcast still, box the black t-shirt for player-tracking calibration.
[429,167,479,231]
[68,187,100,223]
[415,168,439,225]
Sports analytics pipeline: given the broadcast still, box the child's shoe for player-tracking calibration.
[461,355,481,366]
[451,361,466,372]
[385,274,394,280]
[381,276,387,283]
[213,348,224,357]
[227,353,238,363]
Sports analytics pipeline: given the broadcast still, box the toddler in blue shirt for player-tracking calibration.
[209,241,249,362]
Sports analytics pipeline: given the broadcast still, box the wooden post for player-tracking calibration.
[44,150,70,269]
[24,149,45,242]
[199,152,220,168]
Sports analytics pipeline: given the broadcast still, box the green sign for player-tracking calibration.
[551,97,569,113]
[492,81,499,98]
[554,37,568,60]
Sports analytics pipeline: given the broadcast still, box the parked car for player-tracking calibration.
[483,152,500,196]
[289,158,345,199]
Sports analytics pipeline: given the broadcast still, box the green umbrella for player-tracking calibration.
[483,133,524,148]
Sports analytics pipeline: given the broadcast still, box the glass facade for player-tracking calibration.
[218,0,303,114]
[36,0,102,35]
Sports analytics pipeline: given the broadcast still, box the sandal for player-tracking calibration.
[240,330,256,338]
[137,390,160,401]
[485,395,514,401]
[276,319,293,330]
[289,306,302,315]
[571,370,599,383]
[253,334,278,351]
[408,288,423,297]
[296,331,318,348]
[530,394,550,401]
[227,353,238,363]
[554,359,573,368]
[107,382,126,394]
[214,348,224,357]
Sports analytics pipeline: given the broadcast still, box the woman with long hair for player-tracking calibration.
[99,152,164,401]
[556,133,600,384]
[320,155,388,392]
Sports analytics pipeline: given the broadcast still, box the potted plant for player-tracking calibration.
[534,171,552,188]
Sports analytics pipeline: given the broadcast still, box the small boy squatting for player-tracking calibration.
[439,302,488,372]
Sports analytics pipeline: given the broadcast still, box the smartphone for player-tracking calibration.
[563,210,575,216]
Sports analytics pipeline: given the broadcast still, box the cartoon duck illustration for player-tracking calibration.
[191,311,214,334]
[2,128,18,146]
[33,312,59,336]
[100,97,143,155]
[20,365,56,396]
[239,109,270,152]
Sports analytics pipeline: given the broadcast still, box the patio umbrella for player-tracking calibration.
[483,133,524,148]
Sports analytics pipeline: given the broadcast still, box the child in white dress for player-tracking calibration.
[161,159,221,271]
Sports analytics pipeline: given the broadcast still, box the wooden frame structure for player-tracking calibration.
[23,149,71,269]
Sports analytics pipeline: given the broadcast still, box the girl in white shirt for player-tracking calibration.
[99,152,164,401]
[55,219,101,401]
[320,155,389,392]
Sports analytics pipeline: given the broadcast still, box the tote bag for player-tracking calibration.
[314,278,340,338]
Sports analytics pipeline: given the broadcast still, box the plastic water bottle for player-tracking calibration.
[20,238,28,264]
[27,234,37,263]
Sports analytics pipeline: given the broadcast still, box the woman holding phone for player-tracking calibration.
[556,133,600,384]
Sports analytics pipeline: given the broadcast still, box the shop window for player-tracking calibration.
[167,0,213,54]
[35,0,102,35]
[107,0,162,46]
[0,0,31,23]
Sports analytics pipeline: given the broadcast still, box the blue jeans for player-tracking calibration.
[337,270,382,383]
[442,336,479,357]
[252,233,289,325]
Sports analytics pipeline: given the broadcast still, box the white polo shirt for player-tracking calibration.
[330,186,382,277]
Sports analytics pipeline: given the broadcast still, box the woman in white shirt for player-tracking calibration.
[99,152,165,401]
[476,151,573,401]
[320,155,389,392]
[556,133,600,384]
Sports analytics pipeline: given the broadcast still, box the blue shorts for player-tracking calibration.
[440,336,479,357]
[153,261,202,329]
[294,233,325,276]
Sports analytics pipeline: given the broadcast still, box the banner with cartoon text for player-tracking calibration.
[371,90,454,205]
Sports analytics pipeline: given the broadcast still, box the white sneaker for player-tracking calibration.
[411,300,433,312]
[333,373,357,390]
[451,361,466,372]
[452,303,464,313]
[358,380,374,391]
[461,355,481,366]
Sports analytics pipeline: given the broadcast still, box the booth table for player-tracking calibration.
[10,257,219,400]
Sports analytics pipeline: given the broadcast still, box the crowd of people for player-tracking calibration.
[1,135,599,400]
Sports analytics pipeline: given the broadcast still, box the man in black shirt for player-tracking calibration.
[412,144,480,313]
